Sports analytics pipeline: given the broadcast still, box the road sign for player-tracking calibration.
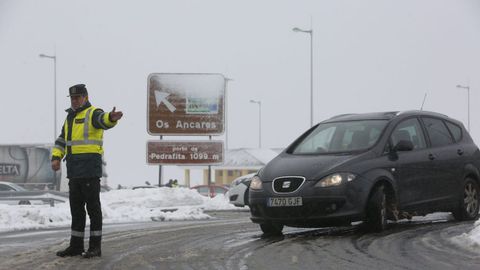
[147,141,224,165]
[147,73,225,135]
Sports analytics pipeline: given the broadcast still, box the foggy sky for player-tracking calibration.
[1,0,479,186]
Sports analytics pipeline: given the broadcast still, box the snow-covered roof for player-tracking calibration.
[215,148,281,169]
[179,148,283,170]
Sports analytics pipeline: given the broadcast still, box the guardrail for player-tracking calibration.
[0,191,69,207]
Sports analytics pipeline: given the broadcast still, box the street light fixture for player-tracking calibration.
[250,99,262,148]
[456,84,470,132]
[293,26,314,127]
[39,53,57,140]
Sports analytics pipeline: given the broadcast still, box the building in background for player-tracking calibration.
[0,144,108,191]
[182,148,282,187]
[0,144,58,190]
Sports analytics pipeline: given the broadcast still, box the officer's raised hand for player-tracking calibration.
[109,107,123,122]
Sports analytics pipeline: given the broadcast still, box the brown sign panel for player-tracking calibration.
[147,141,224,165]
[147,73,225,135]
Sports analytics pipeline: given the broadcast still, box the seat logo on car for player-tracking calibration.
[282,181,291,189]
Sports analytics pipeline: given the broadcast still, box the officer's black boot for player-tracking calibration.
[82,236,101,258]
[56,236,84,257]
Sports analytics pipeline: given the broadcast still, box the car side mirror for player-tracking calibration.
[393,140,414,152]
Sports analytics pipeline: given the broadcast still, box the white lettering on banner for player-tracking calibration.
[176,121,217,130]
[172,146,187,152]
[0,164,20,176]
[156,120,170,128]
[189,153,220,160]
[149,153,186,160]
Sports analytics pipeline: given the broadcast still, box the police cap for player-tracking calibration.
[68,84,88,97]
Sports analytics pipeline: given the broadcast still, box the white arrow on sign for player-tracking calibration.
[154,90,176,113]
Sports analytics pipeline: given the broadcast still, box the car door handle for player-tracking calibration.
[457,149,464,156]
[428,154,436,160]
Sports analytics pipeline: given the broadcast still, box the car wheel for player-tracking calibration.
[452,178,480,221]
[365,185,387,232]
[243,188,249,206]
[260,223,284,235]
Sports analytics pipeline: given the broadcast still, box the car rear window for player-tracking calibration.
[197,187,209,194]
[422,117,453,147]
[214,187,226,194]
[445,121,462,142]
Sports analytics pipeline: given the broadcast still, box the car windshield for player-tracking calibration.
[232,174,255,186]
[291,120,388,154]
[6,182,26,191]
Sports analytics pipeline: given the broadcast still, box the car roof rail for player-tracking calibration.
[328,113,357,120]
[397,110,450,118]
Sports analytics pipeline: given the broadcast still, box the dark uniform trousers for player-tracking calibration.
[69,177,102,249]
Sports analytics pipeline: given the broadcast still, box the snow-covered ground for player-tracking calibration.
[1,188,479,253]
[0,187,241,232]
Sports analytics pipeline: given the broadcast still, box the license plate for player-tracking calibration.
[267,197,303,207]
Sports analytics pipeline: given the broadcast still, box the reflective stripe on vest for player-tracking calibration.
[66,140,103,146]
[96,112,109,129]
[84,108,92,141]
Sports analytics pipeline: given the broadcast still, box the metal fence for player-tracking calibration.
[0,191,68,207]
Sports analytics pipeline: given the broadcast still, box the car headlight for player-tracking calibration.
[250,176,263,190]
[315,173,356,187]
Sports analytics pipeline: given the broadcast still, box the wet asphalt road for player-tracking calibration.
[0,210,479,270]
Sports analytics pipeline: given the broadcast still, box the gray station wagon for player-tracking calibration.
[249,111,480,234]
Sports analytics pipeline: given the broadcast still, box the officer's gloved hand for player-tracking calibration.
[51,160,61,171]
[109,107,123,122]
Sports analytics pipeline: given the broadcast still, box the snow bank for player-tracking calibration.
[0,187,236,232]
[451,219,480,251]
[396,212,480,253]
[0,204,72,231]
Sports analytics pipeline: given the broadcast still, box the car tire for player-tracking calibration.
[365,185,387,232]
[260,223,284,235]
[452,178,480,221]
[243,188,249,206]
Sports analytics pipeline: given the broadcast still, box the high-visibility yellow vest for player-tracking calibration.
[53,106,116,158]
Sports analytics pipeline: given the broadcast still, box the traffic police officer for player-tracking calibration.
[52,84,123,258]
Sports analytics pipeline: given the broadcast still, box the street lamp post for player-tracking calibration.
[224,77,233,150]
[250,100,262,148]
[293,26,314,127]
[39,53,57,140]
[456,84,470,132]
[40,53,58,190]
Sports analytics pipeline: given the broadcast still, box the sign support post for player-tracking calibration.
[158,135,163,186]
[208,135,212,191]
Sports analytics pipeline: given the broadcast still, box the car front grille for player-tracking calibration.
[272,176,305,193]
